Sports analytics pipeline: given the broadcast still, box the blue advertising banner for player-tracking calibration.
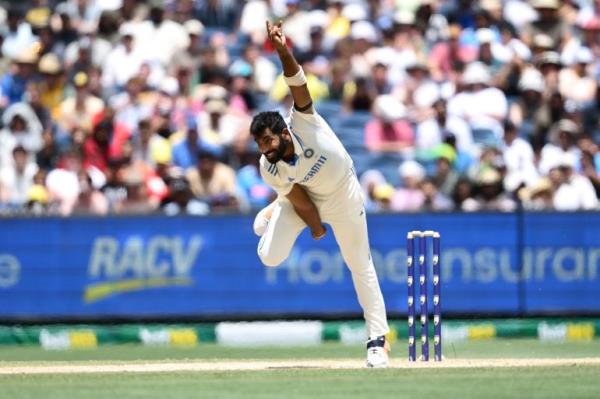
[0,212,599,319]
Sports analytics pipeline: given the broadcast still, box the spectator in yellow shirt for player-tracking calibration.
[38,53,66,119]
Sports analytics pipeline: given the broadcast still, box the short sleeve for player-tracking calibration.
[288,106,322,136]
[260,160,293,196]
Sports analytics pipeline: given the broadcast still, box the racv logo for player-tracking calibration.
[84,235,202,303]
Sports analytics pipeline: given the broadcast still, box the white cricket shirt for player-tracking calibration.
[260,108,360,212]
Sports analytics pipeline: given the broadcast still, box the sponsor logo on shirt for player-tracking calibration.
[299,155,327,184]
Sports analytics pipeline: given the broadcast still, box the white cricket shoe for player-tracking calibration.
[366,336,390,368]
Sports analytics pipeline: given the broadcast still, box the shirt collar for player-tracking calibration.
[286,154,299,166]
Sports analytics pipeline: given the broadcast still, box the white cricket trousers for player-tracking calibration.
[256,196,390,339]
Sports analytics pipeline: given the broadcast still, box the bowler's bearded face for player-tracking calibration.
[256,128,289,164]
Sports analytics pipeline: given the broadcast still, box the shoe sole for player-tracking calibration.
[366,362,388,368]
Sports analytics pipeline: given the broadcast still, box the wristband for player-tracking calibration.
[294,101,313,112]
[283,68,307,87]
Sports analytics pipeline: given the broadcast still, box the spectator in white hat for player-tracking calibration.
[393,9,422,45]
[551,152,598,210]
[45,149,84,215]
[54,0,105,29]
[475,28,503,75]
[101,24,147,94]
[198,85,251,154]
[503,0,537,31]
[561,15,600,67]
[389,160,426,212]
[342,2,367,23]
[495,22,532,63]
[349,20,378,78]
[415,93,474,155]
[238,44,277,94]
[63,25,112,73]
[415,0,449,46]
[447,62,508,126]
[136,3,189,67]
[171,19,205,83]
[539,119,582,175]
[359,169,388,213]
[536,51,562,94]
[398,57,433,107]
[559,47,596,112]
[523,0,570,50]
[508,67,545,137]
[386,10,424,85]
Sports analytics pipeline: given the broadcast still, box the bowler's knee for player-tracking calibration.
[257,246,285,267]
[253,209,270,237]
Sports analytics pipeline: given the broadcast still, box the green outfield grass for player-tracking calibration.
[1,339,600,362]
[2,366,600,399]
[1,340,600,399]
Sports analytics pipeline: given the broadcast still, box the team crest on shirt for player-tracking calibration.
[303,148,314,158]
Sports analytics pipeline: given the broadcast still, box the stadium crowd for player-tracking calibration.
[0,0,599,216]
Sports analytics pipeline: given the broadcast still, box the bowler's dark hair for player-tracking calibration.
[250,111,287,138]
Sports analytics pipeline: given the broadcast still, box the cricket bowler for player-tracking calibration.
[250,21,390,368]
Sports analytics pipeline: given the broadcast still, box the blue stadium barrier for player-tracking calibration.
[1,212,599,320]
